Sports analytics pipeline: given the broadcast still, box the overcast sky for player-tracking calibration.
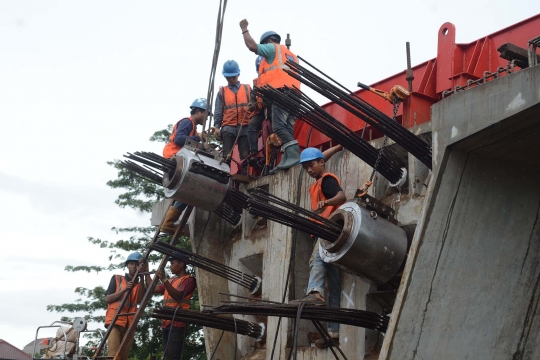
[1,0,539,350]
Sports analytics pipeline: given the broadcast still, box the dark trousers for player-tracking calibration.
[222,132,249,164]
[162,325,186,360]
[247,112,265,153]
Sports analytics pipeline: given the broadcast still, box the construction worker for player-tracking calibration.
[239,19,301,174]
[104,252,148,360]
[213,60,251,172]
[155,257,196,360]
[161,98,209,234]
[290,146,346,348]
[247,55,266,167]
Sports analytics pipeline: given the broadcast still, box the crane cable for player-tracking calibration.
[203,0,228,139]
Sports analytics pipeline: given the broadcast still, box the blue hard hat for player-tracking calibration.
[260,31,281,44]
[190,98,207,111]
[255,56,264,72]
[300,147,324,164]
[125,252,142,265]
[222,60,240,77]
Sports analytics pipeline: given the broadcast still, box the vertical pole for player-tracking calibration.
[405,42,414,93]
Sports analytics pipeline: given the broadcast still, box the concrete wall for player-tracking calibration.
[188,131,429,359]
[381,65,540,360]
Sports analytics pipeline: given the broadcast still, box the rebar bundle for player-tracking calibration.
[283,58,432,168]
[253,85,404,183]
[247,188,342,242]
[213,201,242,226]
[121,152,175,184]
[205,301,388,333]
[150,241,261,294]
[224,188,250,211]
[118,152,242,226]
[151,307,265,340]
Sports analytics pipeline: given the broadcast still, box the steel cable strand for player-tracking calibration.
[270,87,404,182]
[284,61,432,165]
[150,243,259,290]
[286,60,426,148]
[203,0,228,135]
[253,86,403,182]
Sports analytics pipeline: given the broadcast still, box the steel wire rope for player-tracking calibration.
[209,330,225,360]
[202,0,228,136]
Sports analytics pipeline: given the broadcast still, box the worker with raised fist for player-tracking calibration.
[161,98,210,234]
[154,257,196,360]
[240,19,301,174]
[213,60,251,173]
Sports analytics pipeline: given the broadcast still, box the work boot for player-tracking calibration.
[160,206,182,234]
[248,152,259,167]
[269,140,300,174]
[289,292,325,306]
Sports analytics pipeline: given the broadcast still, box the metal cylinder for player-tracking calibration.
[320,200,407,285]
[163,148,231,212]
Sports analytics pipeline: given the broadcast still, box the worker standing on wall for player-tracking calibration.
[239,19,301,174]
[104,252,148,360]
[290,146,346,348]
[161,99,209,234]
[213,60,251,173]
[154,257,196,360]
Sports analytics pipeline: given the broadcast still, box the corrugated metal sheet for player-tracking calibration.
[0,339,32,360]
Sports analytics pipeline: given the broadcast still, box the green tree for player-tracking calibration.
[47,125,207,360]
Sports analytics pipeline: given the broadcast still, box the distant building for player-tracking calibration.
[22,338,53,358]
[0,339,31,360]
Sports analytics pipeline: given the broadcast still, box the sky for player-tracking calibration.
[1,0,539,350]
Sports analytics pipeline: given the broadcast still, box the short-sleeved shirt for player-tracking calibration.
[106,273,137,295]
[155,276,196,328]
[257,43,276,64]
[321,176,342,200]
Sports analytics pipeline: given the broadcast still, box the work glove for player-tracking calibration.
[156,269,168,283]
[247,102,258,112]
[199,131,208,142]
[211,127,222,141]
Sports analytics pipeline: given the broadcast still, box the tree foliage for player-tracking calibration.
[47,126,207,360]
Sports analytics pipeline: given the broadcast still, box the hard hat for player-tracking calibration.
[260,31,281,44]
[125,252,142,265]
[300,147,324,164]
[190,98,207,111]
[255,56,264,72]
[222,60,240,77]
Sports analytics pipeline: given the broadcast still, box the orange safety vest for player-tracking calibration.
[257,44,301,90]
[219,84,251,127]
[162,275,194,328]
[162,117,197,159]
[309,173,343,219]
[105,275,140,328]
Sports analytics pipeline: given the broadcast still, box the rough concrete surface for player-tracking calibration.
[383,65,540,360]
[188,134,429,359]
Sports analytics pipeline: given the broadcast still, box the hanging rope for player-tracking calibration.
[203,0,228,137]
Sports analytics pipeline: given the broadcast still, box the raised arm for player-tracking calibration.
[240,19,258,53]
[323,144,343,162]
